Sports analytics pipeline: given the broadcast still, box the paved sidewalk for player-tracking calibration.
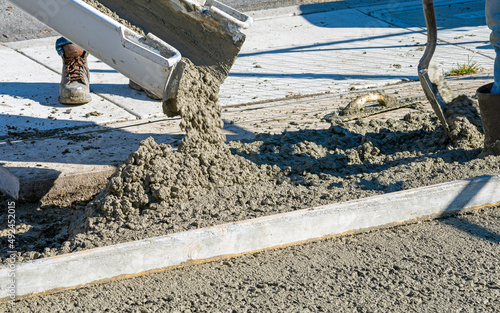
[0,0,494,202]
[222,0,492,104]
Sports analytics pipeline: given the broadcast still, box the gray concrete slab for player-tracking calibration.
[0,0,56,42]
[220,1,493,106]
[1,174,499,301]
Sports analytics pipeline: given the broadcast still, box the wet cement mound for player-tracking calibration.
[88,59,281,224]
[444,95,484,150]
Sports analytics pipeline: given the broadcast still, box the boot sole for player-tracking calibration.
[58,95,92,105]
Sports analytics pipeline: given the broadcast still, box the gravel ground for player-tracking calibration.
[0,1,56,42]
[4,205,499,312]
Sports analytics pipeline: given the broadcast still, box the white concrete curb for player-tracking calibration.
[1,174,499,301]
[0,166,19,200]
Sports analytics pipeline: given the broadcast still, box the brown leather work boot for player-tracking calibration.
[59,44,91,105]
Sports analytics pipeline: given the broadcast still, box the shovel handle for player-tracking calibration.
[418,0,437,71]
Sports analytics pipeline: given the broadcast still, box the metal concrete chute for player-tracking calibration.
[8,0,252,106]
[94,0,253,79]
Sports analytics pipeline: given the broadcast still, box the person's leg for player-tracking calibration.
[55,37,73,56]
[56,37,91,104]
[486,0,500,94]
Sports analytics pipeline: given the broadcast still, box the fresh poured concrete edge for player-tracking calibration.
[0,166,19,200]
[19,166,116,205]
[1,174,499,302]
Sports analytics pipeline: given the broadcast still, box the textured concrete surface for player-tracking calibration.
[1,174,499,301]
[7,204,499,312]
[0,0,56,42]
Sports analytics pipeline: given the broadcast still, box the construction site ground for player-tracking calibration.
[12,204,500,312]
[1,0,499,311]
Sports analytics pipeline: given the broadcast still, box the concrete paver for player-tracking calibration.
[221,0,492,105]
[363,0,493,61]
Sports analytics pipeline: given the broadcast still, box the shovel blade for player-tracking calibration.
[418,70,451,136]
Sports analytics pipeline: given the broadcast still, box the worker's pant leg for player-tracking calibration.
[486,0,500,94]
[55,37,72,57]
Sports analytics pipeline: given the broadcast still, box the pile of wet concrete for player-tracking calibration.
[3,78,500,265]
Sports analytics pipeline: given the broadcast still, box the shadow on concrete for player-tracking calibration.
[0,82,60,107]
[300,0,487,30]
[437,176,500,244]
[441,214,500,243]
[0,82,156,108]
[224,120,258,141]
[238,29,423,58]
[228,71,419,81]
[229,123,481,180]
